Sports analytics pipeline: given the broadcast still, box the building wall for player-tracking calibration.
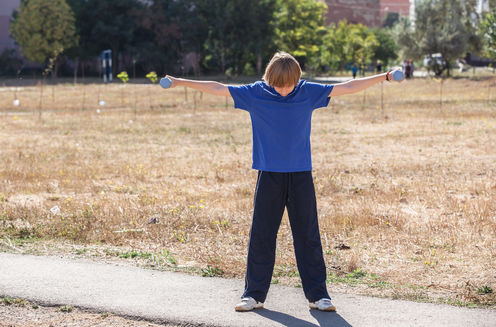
[325,0,412,27]
[325,0,382,27]
[381,0,410,19]
[0,0,21,52]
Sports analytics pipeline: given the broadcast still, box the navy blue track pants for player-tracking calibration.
[242,171,330,303]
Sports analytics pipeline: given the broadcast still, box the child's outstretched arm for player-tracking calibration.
[163,75,231,97]
[330,70,402,97]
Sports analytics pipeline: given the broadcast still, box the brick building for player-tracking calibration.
[381,0,411,20]
[324,0,412,27]
[324,0,382,27]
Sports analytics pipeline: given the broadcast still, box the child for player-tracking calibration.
[352,63,358,79]
[163,52,402,313]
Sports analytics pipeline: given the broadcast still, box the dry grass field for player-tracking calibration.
[0,76,495,307]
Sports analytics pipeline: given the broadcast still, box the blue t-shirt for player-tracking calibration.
[228,80,334,172]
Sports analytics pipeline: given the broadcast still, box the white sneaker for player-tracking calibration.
[309,298,336,312]
[235,297,264,312]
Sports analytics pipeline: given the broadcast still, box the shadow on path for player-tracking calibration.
[310,309,352,327]
[254,308,352,327]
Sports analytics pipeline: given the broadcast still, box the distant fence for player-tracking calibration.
[0,76,495,117]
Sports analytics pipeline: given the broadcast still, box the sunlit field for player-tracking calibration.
[0,76,495,307]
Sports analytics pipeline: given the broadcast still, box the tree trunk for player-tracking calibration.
[221,51,225,74]
[256,51,262,75]
[51,56,60,80]
[53,59,59,79]
[220,44,226,74]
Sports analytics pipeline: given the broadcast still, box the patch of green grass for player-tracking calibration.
[0,234,40,251]
[2,296,14,305]
[327,268,391,288]
[1,296,29,306]
[273,264,299,278]
[103,248,121,257]
[75,248,87,255]
[118,250,153,259]
[58,305,73,313]
[102,248,177,267]
[477,286,493,295]
[437,297,480,308]
[201,265,224,277]
[155,249,177,266]
[327,273,358,285]
[0,225,39,241]
[346,268,366,279]
[392,290,431,302]
[368,280,392,289]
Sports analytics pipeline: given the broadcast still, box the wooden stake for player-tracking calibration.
[488,79,492,104]
[193,91,197,114]
[38,80,43,119]
[440,78,443,111]
[381,82,384,116]
[81,85,86,112]
[134,84,137,119]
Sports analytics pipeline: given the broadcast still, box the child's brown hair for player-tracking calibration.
[263,52,302,87]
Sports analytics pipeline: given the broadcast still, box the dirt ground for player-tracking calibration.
[1,77,495,312]
[0,300,183,327]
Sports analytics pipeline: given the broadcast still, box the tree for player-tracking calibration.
[132,0,188,74]
[343,23,378,67]
[481,7,496,60]
[10,0,78,76]
[461,0,483,54]
[0,49,23,76]
[194,0,231,73]
[317,22,348,72]
[273,0,327,70]
[371,28,398,68]
[77,0,143,74]
[65,0,97,81]
[392,17,419,61]
[393,0,479,76]
[248,0,278,75]
[317,21,378,73]
[195,0,276,75]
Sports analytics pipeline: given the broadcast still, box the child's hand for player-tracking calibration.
[164,75,178,88]
[387,69,404,83]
